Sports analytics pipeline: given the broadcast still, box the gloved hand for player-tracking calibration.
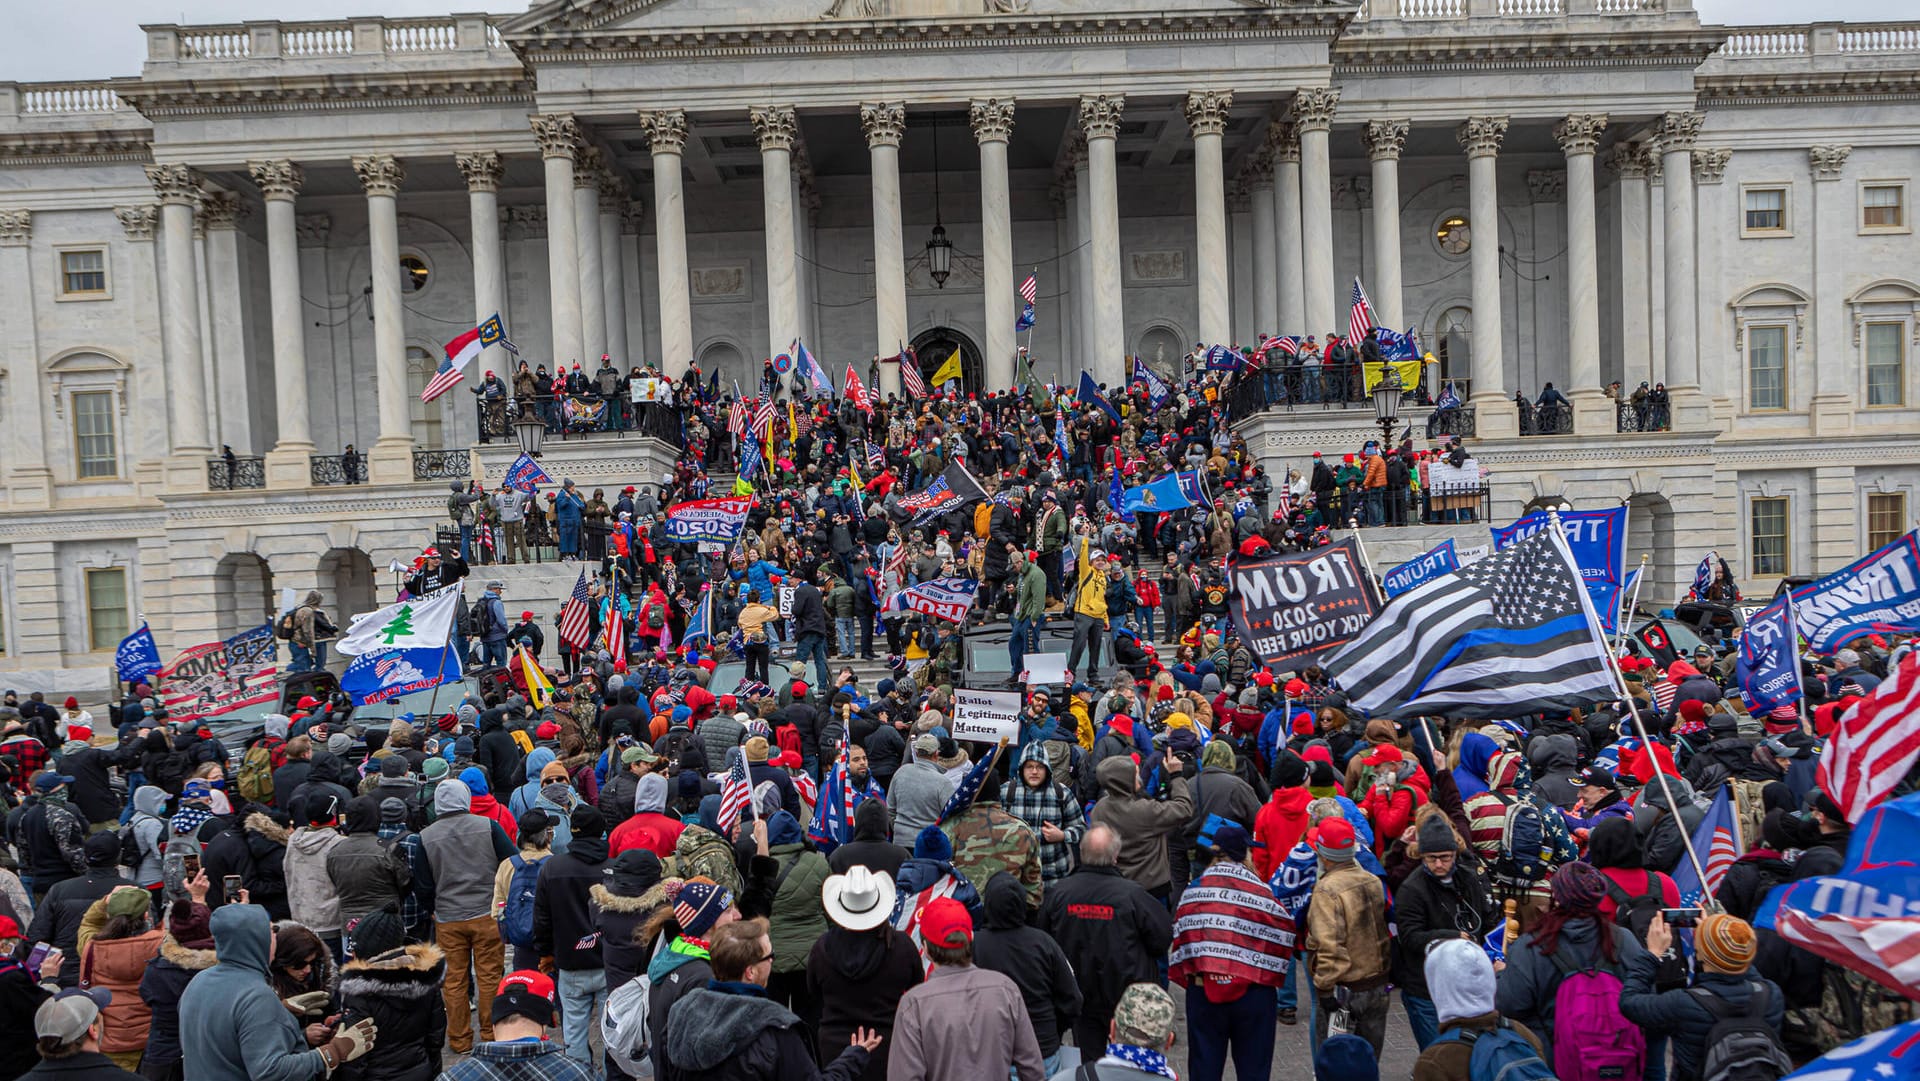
[325,1018,379,1064]
[285,991,331,1016]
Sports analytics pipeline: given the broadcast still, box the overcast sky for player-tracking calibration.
[1,0,1910,82]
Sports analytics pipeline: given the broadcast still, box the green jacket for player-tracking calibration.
[1015,562,1048,620]
[826,581,855,619]
[767,842,831,974]
[1038,506,1069,553]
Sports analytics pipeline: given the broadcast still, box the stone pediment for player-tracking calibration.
[505,0,1296,36]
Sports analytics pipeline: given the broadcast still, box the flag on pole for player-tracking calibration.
[476,312,516,355]
[844,363,873,413]
[727,399,747,442]
[1323,523,1615,718]
[928,348,963,388]
[1109,445,1133,524]
[795,340,834,398]
[1131,356,1172,409]
[1688,552,1717,600]
[807,742,859,853]
[504,453,552,494]
[683,585,712,645]
[603,604,626,671]
[898,343,929,399]
[1053,411,1071,463]
[1015,272,1037,332]
[1078,371,1122,424]
[558,569,593,652]
[751,397,776,440]
[515,643,555,710]
[424,327,483,402]
[115,623,164,684]
[1348,278,1377,346]
[865,441,885,472]
[336,588,461,656]
[939,742,1005,823]
[717,745,757,835]
[1816,651,1920,824]
[1670,783,1742,906]
[1268,335,1302,357]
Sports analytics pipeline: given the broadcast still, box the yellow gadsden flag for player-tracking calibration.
[928,347,963,387]
[516,643,555,710]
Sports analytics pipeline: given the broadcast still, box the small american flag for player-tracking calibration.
[604,603,626,670]
[1348,278,1377,347]
[1271,335,1301,357]
[866,442,885,472]
[1817,651,1920,822]
[728,400,747,441]
[717,746,755,835]
[1018,273,1038,305]
[1275,490,1294,520]
[1651,679,1679,713]
[751,398,776,440]
[900,346,929,399]
[558,569,593,652]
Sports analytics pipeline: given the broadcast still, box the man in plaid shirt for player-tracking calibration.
[1,716,51,779]
[375,798,435,942]
[1005,742,1085,885]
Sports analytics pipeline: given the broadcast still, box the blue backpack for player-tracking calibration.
[1438,1020,1559,1081]
[499,853,547,948]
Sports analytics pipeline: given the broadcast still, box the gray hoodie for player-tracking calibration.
[178,904,327,1081]
[130,786,171,887]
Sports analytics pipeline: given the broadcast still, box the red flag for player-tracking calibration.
[844,363,873,413]
[1818,651,1920,822]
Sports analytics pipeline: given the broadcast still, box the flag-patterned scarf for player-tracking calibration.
[1169,860,1294,986]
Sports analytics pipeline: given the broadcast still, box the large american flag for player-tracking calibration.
[1325,524,1615,718]
[1818,651,1920,822]
[1348,278,1377,347]
[751,397,776,440]
[899,346,929,399]
[717,745,755,836]
[558,569,593,652]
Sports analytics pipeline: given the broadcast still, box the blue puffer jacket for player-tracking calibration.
[178,905,328,1081]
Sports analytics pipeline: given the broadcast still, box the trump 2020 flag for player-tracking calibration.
[1078,371,1122,424]
[116,623,164,684]
[1382,539,1461,599]
[1671,783,1741,907]
[682,585,712,646]
[1689,552,1717,600]
[1736,596,1803,718]
[504,453,552,494]
[885,577,978,625]
[1131,356,1172,409]
[341,642,462,706]
[662,497,750,544]
[808,744,858,854]
[1758,792,1920,998]
[795,340,834,398]
[335,586,461,657]
[1790,530,1920,654]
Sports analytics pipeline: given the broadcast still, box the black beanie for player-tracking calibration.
[1272,751,1308,789]
[349,908,406,959]
[570,804,607,839]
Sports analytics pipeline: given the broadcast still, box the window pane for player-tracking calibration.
[61,250,105,293]
[87,568,129,651]
[1745,189,1784,230]
[1864,186,1904,228]
[1866,322,1905,406]
[1751,497,1789,577]
[1749,325,1787,410]
[73,390,118,478]
[1869,493,1908,552]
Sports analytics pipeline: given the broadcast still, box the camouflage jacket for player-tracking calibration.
[942,800,1043,905]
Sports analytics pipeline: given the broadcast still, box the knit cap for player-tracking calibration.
[914,824,953,861]
[422,757,448,780]
[1696,912,1758,974]
[672,879,734,937]
[379,797,408,824]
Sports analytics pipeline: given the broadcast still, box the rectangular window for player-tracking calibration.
[1744,188,1786,232]
[85,567,129,652]
[60,249,106,295]
[1869,492,1908,553]
[1866,322,1906,407]
[1751,497,1789,578]
[1748,324,1788,410]
[1864,184,1906,230]
[72,390,117,479]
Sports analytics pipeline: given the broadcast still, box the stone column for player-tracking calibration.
[1294,89,1339,338]
[751,106,800,361]
[1247,154,1278,338]
[1185,90,1233,347]
[599,175,629,364]
[353,154,414,483]
[1458,116,1513,437]
[248,160,316,487]
[1809,144,1854,434]
[532,114,583,368]
[200,192,253,455]
[1071,137,1093,374]
[574,146,607,365]
[1657,111,1709,429]
[1080,94,1126,386]
[972,97,1017,390]
[1607,144,1652,388]
[1555,113,1611,434]
[1272,122,1304,336]
[146,164,212,487]
[0,210,50,505]
[456,150,507,436]
[1364,119,1410,331]
[1691,148,1731,419]
[641,111,692,376]
[862,101,907,398]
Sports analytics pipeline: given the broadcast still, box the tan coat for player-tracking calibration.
[1303,859,1391,993]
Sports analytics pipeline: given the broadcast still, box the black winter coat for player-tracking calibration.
[200,812,291,918]
[26,868,122,987]
[330,944,448,1081]
[270,760,313,809]
[1620,953,1784,1081]
[1391,865,1499,996]
[790,583,829,640]
[0,965,52,1081]
[138,933,217,1073]
[974,872,1081,1055]
[661,983,870,1081]
[804,925,923,1080]
[1038,864,1172,1022]
[531,836,610,970]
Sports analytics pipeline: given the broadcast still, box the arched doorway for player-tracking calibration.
[317,547,379,629]
[1627,491,1677,609]
[909,326,983,394]
[1434,306,1472,388]
[698,340,746,394]
[213,554,275,641]
[1135,325,1186,380]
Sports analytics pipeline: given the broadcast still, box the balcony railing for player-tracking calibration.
[151,16,507,64]
[413,449,471,481]
[1616,400,1672,432]
[1718,21,1920,58]
[15,82,129,115]
[310,453,367,486]
[1518,400,1574,436]
[1223,369,1451,424]
[1428,405,1477,439]
[478,395,685,445]
[207,455,265,490]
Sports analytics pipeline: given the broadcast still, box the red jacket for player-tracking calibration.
[1252,787,1314,879]
[1358,784,1423,859]
[607,811,685,859]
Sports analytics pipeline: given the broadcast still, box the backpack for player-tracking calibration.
[601,973,654,1075]
[238,743,276,806]
[499,852,548,948]
[1494,796,1552,892]
[1548,951,1645,1081]
[275,610,298,640]
[1603,876,1690,990]
[1437,1020,1559,1081]
[670,828,743,896]
[647,606,665,630]
[117,818,147,871]
[1693,982,1792,1081]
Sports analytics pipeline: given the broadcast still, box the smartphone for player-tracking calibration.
[26,942,51,977]
[1660,907,1704,927]
[183,855,200,881]
[223,875,243,898]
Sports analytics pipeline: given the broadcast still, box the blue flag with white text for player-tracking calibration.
[1131,356,1172,409]
[1382,539,1460,598]
[341,642,463,706]
[1078,371,1122,424]
[116,624,164,684]
[504,453,552,494]
[1790,530,1920,654]
[1736,596,1803,717]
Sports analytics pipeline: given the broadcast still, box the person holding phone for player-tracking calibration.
[0,912,61,1081]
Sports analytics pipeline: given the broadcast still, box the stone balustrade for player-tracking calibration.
[145,16,507,65]
[1717,21,1920,58]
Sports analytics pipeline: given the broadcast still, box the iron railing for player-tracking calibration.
[1616,400,1672,432]
[1519,401,1574,436]
[1421,483,1493,525]
[206,455,265,490]
[412,449,471,480]
[310,453,368,486]
[1223,369,1445,424]
[1427,405,1477,439]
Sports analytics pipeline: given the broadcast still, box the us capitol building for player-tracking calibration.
[0,0,1914,691]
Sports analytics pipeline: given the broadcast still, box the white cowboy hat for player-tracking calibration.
[821,865,897,932]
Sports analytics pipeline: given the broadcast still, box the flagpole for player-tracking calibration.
[1348,528,1385,606]
[1611,553,1651,656]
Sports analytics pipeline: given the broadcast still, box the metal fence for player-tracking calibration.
[1616,400,1672,432]
[476,395,682,445]
[310,453,368,486]
[1315,481,1492,527]
[206,456,265,490]
[1427,405,1477,439]
[412,449,471,481]
[1519,400,1573,436]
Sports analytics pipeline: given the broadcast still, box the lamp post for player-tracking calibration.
[1371,365,1403,451]
[514,414,546,458]
[926,113,951,288]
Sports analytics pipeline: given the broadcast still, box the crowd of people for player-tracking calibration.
[0,352,1911,1081]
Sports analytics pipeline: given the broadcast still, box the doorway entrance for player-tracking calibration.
[909,326,983,394]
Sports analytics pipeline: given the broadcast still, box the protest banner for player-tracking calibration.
[341,643,463,706]
[157,625,280,721]
[951,688,1022,743]
[662,496,751,544]
[1229,538,1378,669]
[884,577,979,624]
[1791,529,1920,653]
[1382,539,1460,598]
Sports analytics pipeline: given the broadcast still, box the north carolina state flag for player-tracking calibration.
[844,363,873,413]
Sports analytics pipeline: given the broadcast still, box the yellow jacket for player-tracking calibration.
[1072,536,1109,621]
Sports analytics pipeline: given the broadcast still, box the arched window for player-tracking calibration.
[1434,307,1472,388]
[1135,325,1186,375]
[406,346,445,448]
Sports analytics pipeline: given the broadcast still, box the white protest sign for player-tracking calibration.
[778,586,795,619]
[697,541,725,554]
[951,688,1022,743]
[1022,654,1069,687]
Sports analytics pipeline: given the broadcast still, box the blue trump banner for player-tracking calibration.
[885,577,978,625]
[1494,506,1630,630]
[1736,596,1803,717]
[504,452,552,494]
[1382,539,1460,598]
[116,623,164,684]
[1791,529,1920,654]
[341,642,463,706]
[1131,356,1172,409]
[1759,792,1920,996]
[662,496,750,544]
[1078,371,1122,423]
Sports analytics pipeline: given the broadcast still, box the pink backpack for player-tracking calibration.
[1550,951,1645,1081]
